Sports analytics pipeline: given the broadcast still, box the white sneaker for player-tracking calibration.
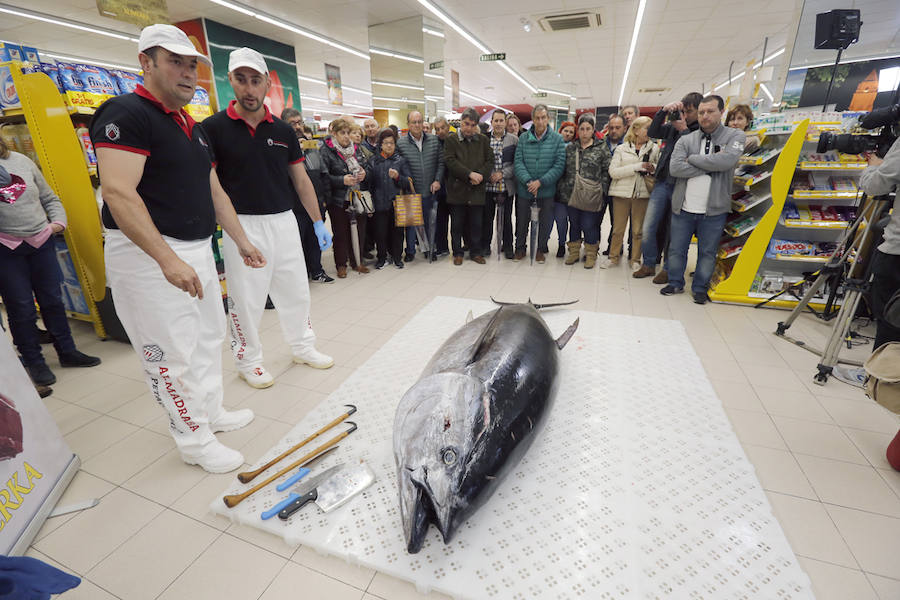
[211,408,255,433]
[832,365,867,389]
[182,440,244,473]
[597,256,611,269]
[293,348,334,369]
[239,366,274,388]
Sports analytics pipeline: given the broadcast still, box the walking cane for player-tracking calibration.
[495,196,504,260]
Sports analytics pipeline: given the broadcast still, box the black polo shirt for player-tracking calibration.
[91,85,216,240]
[201,101,305,215]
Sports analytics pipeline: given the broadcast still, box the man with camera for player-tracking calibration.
[636,92,703,283]
[858,137,900,349]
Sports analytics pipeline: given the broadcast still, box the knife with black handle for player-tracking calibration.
[277,488,319,520]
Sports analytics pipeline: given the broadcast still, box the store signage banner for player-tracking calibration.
[325,63,342,106]
[786,55,900,111]
[203,19,300,119]
[451,69,459,111]
[96,0,167,28]
[0,336,75,554]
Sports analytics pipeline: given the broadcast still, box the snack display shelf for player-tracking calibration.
[735,170,772,190]
[738,148,782,166]
[791,189,859,199]
[733,193,772,213]
[726,220,760,238]
[67,105,96,115]
[771,254,830,263]
[780,218,849,229]
[718,246,743,259]
[0,108,24,118]
[797,161,866,170]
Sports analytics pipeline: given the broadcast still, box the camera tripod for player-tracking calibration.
[773,194,891,385]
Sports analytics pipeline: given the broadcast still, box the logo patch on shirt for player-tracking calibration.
[267,138,288,149]
[198,137,208,147]
[142,344,164,362]
[105,123,121,141]
[731,140,743,150]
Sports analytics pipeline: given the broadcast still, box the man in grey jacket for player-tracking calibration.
[483,109,518,258]
[397,111,445,261]
[663,95,744,304]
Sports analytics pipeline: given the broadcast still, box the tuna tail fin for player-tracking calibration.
[555,318,580,350]
[490,297,579,310]
[465,310,474,324]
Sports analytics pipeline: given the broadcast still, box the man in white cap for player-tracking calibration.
[201,47,334,390]
[91,24,265,473]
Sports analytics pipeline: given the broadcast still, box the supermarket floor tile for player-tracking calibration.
[6,241,897,598]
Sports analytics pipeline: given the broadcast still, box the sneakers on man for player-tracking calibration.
[293,348,334,369]
[513,250,526,261]
[535,252,546,264]
[58,350,101,368]
[633,265,655,279]
[375,258,387,270]
[211,408,255,433]
[832,365,867,389]
[239,366,274,389]
[660,285,684,296]
[692,291,710,305]
[311,271,335,283]
[182,440,244,473]
[652,270,669,285]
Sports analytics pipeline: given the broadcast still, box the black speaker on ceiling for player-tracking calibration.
[815,9,862,50]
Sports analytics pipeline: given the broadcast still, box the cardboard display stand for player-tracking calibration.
[0,335,79,555]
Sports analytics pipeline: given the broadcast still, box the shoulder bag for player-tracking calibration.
[864,341,900,415]
[568,148,604,212]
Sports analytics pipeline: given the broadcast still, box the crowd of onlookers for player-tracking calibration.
[280,94,759,304]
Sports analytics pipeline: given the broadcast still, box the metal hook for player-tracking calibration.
[344,404,357,416]
[344,421,358,434]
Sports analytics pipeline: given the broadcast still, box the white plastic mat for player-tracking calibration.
[212,296,814,599]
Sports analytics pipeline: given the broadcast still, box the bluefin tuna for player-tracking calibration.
[393,300,579,553]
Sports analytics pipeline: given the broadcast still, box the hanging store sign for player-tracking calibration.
[325,63,343,106]
[479,53,506,62]
[96,0,168,28]
[428,61,444,70]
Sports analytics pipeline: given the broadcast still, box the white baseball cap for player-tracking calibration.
[138,24,211,67]
[228,47,268,75]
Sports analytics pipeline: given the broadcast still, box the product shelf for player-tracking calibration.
[738,147,782,166]
[771,254,831,263]
[718,245,743,259]
[797,161,866,171]
[781,218,849,229]
[735,170,772,190]
[791,189,859,200]
[733,193,772,213]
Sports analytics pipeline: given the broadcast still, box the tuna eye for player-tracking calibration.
[442,449,457,465]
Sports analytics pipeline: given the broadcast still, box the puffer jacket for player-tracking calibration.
[365,151,412,212]
[396,132,445,198]
[557,138,612,209]
[321,138,370,207]
[513,127,566,199]
[608,140,660,199]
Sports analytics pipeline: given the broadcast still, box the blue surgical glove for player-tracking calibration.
[0,555,81,599]
[313,219,332,251]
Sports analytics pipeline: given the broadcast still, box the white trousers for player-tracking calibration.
[221,210,316,371]
[105,230,226,455]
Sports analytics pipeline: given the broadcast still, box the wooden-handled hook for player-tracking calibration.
[223,422,357,509]
[236,404,357,484]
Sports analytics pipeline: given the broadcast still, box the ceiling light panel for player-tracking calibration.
[617,0,647,106]
[0,3,138,42]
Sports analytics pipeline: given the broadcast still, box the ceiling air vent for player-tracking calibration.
[638,87,670,94]
[527,65,553,71]
[538,12,601,32]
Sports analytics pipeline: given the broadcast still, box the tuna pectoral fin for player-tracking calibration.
[556,318,580,350]
[465,310,474,325]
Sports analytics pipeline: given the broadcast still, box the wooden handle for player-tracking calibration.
[223,427,353,509]
[236,406,355,484]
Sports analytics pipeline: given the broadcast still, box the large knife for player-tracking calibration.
[260,464,343,520]
[278,462,375,520]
